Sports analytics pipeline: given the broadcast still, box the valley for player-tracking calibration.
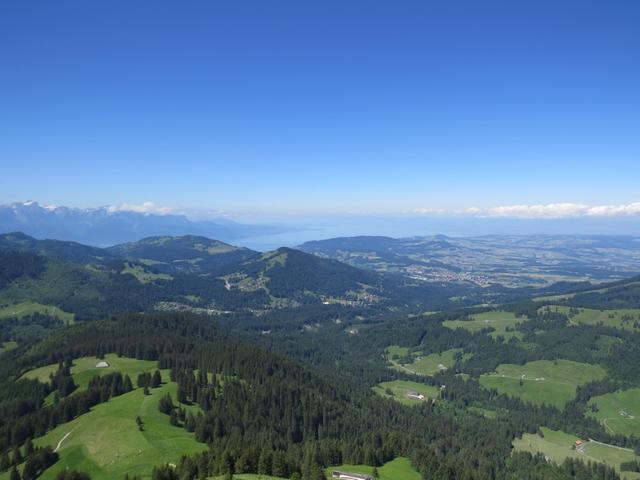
[1,233,640,480]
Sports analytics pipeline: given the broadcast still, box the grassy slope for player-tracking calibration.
[15,355,204,479]
[0,341,17,353]
[121,263,173,284]
[209,476,287,480]
[21,354,157,388]
[587,388,640,437]
[545,305,640,331]
[373,380,440,406]
[386,345,410,358]
[35,379,205,480]
[479,359,607,408]
[398,348,462,376]
[513,427,640,480]
[325,457,421,480]
[0,301,75,324]
[443,311,524,340]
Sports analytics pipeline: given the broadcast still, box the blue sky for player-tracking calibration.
[1,1,639,218]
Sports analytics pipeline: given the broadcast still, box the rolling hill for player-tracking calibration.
[108,235,259,274]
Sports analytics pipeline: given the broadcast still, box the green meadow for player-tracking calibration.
[21,354,157,390]
[373,380,440,406]
[209,476,287,480]
[587,388,640,437]
[122,262,173,284]
[0,301,75,324]
[0,341,17,354]
[385,345,410,359]
[398,348,463,376]
[325,456,421,480]
[543,305,640,331]
[513,427,640,479]
[443,311,525,340]
[479,359,607,408]
[34,378,206,480]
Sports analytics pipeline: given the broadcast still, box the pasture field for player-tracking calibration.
[587,388,640,437]
[0,301,74,324]
[34,372,205,480]
[400,348,463,376]
[122,263,173,284]
[21,354,157,390]
[542,305,640,331]
[325,456,421,480]
[443,311,525,340]
[0,341,17,353]
[373,380,440,406]
[479,359,607,408]
[210,476,286,480]
[210,476,287,480]
[513,427,640,480]
[386,345,410,359]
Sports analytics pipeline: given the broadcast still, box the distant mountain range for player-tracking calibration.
[0,201,288,247]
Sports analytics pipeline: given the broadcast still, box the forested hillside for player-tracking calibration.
[0,312,626,480]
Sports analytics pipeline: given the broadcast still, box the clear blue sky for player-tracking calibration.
[1,1,639,216]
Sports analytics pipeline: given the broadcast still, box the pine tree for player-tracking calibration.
[123,374,133,392]
[151,370,162,388]
[12,446,22,466]
[22,459,37,480]
[258,448,272,475]
[0,451,10,471]
[24,438,34,456]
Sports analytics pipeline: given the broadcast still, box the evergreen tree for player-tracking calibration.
[123,374,133,392]
[9,467,20,480]
[151,370,162,388]
[24,438,34,456]
[12,447,22,466]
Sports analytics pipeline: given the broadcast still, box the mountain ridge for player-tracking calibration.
[0,201,288,247]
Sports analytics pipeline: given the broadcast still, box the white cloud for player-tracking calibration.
[412,202,640,219]
[107,202,174,215]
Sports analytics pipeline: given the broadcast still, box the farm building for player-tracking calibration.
[406,390,425,401]
[331,471,373,480]
[96,361,109,368]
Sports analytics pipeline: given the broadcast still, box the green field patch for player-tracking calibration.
[443,311,525,340]
[34,373,206,480]
[479,359,607,408]
[588,388,640,437]
[542,305,640,331]
[468,406,498,419]
[513,427,640,479]
[122,262,173,284]
[325,456,421,480]
[21,354,157,390]
[210,475,287,480]
[385,345,410,359]
[399,348,465,376]
[0,341,17,354]
[373,380,440,406]
[0,302,74,324]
